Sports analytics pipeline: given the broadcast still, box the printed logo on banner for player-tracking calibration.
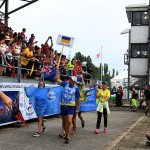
[80,91,93,102]
[47,91,56,102]
[24,96,35,117]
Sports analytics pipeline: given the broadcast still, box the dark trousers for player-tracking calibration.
[116,94,122,107]
[96,108,107,129]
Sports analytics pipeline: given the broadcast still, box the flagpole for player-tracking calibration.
[57,45,64,68]
[69,47,71,60]
[101,46,103,81]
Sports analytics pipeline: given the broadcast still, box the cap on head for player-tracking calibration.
[102,81,107,85]
[77,82,82,86]
[5,36,12,41]
[70,76,77,82]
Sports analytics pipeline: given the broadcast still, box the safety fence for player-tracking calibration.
[0,55,91,83]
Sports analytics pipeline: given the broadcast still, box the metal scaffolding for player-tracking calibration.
[0,0,39,26]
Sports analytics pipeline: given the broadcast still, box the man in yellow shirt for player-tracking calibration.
[94,81,110,134]
[21,43,35,79]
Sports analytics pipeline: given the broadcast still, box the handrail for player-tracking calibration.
[0,55,91,83]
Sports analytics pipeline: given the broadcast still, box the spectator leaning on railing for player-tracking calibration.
[0,20,92,82]
[11,36,23,76]
[0,33,11,76]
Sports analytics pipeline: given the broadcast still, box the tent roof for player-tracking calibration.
[111,70,128,81]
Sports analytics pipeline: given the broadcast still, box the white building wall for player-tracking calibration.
[131,26,148,43]
[130,58,148,76]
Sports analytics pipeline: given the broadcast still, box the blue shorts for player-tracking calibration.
[61,105,75,116]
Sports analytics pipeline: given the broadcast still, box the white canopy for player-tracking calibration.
[111,70,128,87]
[111,69,128,81]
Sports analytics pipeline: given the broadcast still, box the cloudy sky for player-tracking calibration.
[2,0,149,74]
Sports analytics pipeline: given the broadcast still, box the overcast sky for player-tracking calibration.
[3,0,149,74]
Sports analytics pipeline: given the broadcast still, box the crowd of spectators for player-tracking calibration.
[0,20,91,83]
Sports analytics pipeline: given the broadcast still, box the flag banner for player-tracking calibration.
[79,88,97,112]
[0,91,19,125]
[96,52,100,59]
[25,87,97,115]
[25,86,64,116]
[61,36,71,45]
[56,34,75,48]
[43,65,56,82]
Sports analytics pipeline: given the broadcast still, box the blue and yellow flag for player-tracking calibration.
[60,36,71,45]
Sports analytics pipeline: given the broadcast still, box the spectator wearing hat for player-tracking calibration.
[5,36,13,76]
[94,81,110,134]
[55,67,80,144]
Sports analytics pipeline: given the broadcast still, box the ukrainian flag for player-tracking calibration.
[60,36,71,45]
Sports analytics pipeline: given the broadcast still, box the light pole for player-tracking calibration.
[148,0,150,84]
[101,46,103,81]
[121,27,131,101]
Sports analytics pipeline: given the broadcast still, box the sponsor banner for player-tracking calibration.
[0,83,97,126]
[79,88,97,112]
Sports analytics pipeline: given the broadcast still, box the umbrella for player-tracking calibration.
[13,106,28,127]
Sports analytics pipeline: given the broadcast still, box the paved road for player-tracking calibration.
[0,111,144,150]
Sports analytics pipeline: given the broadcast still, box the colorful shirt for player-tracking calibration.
[97,89,110,114]
[80,86,85,102]
[21,48,33,66]
[61,81,80,106]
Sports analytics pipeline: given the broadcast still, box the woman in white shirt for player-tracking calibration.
[0,34,10,75]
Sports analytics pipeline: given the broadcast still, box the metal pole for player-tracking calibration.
[128,30,131,101]
[5,0,9,26]
[101,46,102,81]
[148,0,150,85]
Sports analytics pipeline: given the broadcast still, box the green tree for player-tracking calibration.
[104,63,108,75]
[116,70,119,76]
[112,68,115,78]
[74,51,116,86]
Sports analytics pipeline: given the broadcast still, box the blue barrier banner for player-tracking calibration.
[25,86,97,116]
[79,88,97,112]
[0,91,19,125]
[25,86,64,116]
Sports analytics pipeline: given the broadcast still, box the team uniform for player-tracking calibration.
[61,81,80,116]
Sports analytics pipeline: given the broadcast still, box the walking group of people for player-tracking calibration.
[30,67,111,144]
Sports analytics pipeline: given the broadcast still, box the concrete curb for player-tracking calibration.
[104,115,145,150]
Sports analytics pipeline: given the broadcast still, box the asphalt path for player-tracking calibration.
[0,110,144,150]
